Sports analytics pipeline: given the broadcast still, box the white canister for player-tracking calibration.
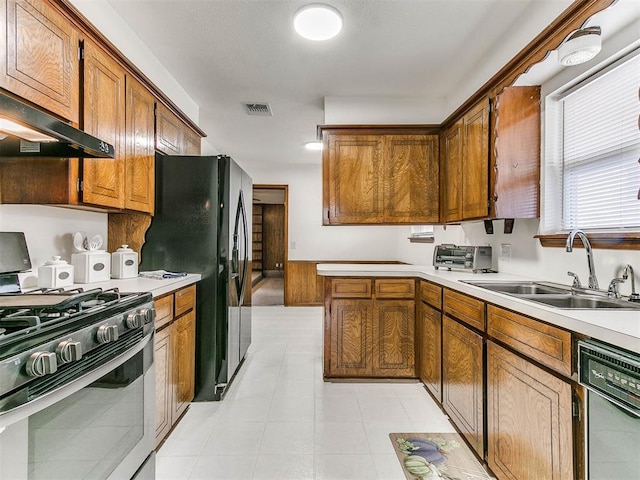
[37,256,74,288]
[71,250,111,283]
[111,245,138,279]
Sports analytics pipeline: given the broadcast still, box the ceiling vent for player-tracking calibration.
[244,103,273,116]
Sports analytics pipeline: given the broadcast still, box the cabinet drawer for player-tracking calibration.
[487,305,572,377]
[175,284,196,317]
[420,281,442,309]
[443,289,485,331]
[331,279,372,298]
[375,279,415,299]
[154,294,174,330]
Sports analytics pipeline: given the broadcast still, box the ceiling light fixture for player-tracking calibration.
[294,4,343,41]
[304,141,323,151]
[558,26,602,66]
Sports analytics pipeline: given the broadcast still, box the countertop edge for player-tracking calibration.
[69,273,201,298]
[317,264,640,353]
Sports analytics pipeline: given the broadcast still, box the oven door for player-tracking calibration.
[0,332,154,480]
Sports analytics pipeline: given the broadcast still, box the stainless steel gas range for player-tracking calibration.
[0,287,156,480]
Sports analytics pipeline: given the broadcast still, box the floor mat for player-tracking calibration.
[390,433,494,479]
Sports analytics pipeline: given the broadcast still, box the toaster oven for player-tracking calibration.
[433,244,493,273]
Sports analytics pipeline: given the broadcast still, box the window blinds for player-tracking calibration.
[560,53,640,230]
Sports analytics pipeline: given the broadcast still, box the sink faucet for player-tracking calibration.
[623,264,639,302]
[565,229,599,290]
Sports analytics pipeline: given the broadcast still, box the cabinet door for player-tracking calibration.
[442,123,463,222]
[329,299,373,377]
[155,102,182,155]
[324,135,383,224]
[493,86,541,219]
[82,40,125,209]
[1,0,80,123]
[442,315,484,456]
[384,135,439,223]
[182,127,201,155]
[172,311,196,422]
[124,76,155,213]
[487,341,573,480]
[372,300,415,377]
[417,302,442,401]
[462,99,490,219]
[154,325,172,447]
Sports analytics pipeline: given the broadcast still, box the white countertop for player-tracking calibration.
[70,273,201,298]
[317,264,640,353]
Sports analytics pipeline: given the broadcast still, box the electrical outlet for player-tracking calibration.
[290,241,296,249]
[500,243,511,261]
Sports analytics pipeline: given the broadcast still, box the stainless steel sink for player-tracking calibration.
[463,280,640,310]
[463,281,569,295]
[519,294,640,310]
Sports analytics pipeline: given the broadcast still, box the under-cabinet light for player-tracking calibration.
[0,118,57,143]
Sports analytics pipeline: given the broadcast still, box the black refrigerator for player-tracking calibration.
[140,154,252,400]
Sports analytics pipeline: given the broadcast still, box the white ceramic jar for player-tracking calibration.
[37,256,74,288]
[71,250,111,283]
[111,245,138,279]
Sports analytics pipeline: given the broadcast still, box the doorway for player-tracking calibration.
[252,185,288,306]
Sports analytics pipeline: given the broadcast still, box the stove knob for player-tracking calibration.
[96,325,119,344]
[26,352,58,377]
[125,313,142,329]
[139,308,155,324]
[56,341,83,363]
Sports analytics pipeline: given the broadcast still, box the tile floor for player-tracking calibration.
[156,306,456,480]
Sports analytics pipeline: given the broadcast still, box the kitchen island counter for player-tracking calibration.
[317,264,640,353]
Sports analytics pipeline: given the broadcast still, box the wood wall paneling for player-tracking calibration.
[263,204,284,271]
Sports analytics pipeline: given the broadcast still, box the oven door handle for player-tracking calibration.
[0,331,153,430]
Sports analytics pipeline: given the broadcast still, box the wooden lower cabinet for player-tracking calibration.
[417,301,442,401]
[154,325,172,445]
[154,286,197,447]
[372,300,415,377]
[325,277,415,378]
[487,341,574,480]
[329,299,373,377]
[442,315,484,456]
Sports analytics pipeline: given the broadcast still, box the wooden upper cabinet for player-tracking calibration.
[321,126,439,225]
[155,101,182,155]
[441,98,490,222]
[82,40,125,209]
[492,86,541,219]
[0,0,80,123]
[125,76,155,213]
[384,135,439,223]
[156,101,202,155]
[325,133,383,224]
[441,122,463,223]
[462,99,490,219]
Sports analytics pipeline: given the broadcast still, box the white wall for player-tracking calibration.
[0,205,108,288]
[247,163,401,262]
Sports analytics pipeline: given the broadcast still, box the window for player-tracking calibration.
[543,50,640,235]
[409,225,434,243]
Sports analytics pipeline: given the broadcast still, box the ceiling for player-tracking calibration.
[105,0,580,170]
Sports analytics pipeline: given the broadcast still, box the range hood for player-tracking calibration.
[0,92,114,158]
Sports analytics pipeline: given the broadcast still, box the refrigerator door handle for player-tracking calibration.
[240,190,249,302]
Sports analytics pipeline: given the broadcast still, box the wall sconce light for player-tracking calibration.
[558,26,602,66]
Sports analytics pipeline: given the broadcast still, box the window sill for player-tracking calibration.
[535,233,640,250]
[408,236,435,244]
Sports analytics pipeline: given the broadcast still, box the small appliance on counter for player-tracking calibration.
[37,256,74,288]
[111,244,139,279]
[0,231,32,293]
[433,244,493,273]
[70,232,110,283]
